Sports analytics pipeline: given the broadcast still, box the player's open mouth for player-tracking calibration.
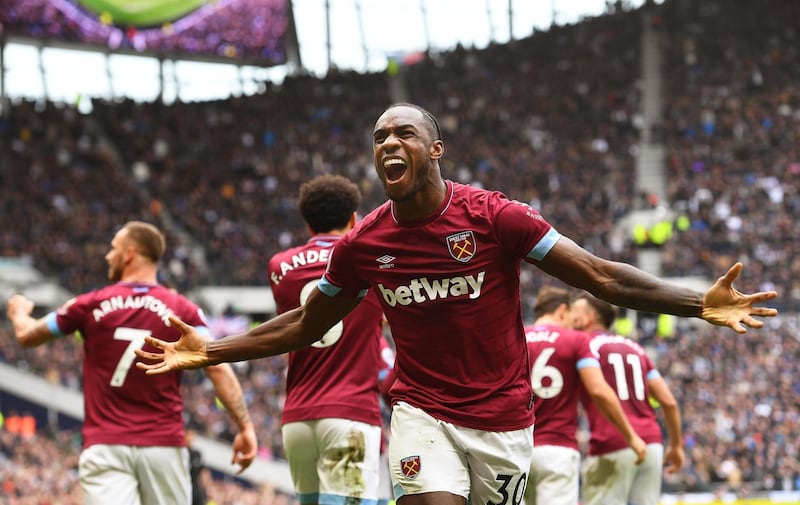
[383,158,407,182]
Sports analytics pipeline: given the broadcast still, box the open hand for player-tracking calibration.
[135,315,210,374]
[701,262,778,333]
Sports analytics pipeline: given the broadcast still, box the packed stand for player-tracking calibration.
[655,0,800,311]
[1,0,288,64]
[0,101,196,293]
[0,425,82,504]
[654,317,800,495]
[91,70,393,286]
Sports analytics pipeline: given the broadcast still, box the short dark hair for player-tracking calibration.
[123,221,165,263]
[298,174,361,234]
[534,286,571,317]
[574,292,618,329]
[384,102,442,141]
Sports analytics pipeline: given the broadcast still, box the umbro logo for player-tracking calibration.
[376,255,395,269]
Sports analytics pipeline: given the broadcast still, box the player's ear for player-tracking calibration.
[430,139,444,160]
[124,243,139,263]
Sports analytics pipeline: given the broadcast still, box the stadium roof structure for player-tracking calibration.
[0,0,645,104]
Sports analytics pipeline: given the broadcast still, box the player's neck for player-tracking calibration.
[118,265,158,285]
[582,323,607,333]
[534,315,562,326]
[313,228,349,238]
[392,178,448,222]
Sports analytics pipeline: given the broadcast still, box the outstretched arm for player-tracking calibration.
[536,237,777,332]
[204,363,258,474]
[136,288,361,374]
[579,366,646,464]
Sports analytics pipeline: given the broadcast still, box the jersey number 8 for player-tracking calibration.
[300,280,344,348]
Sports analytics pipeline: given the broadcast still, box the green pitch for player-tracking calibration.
[77,0,209,27]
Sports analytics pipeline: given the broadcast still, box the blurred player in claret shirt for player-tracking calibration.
[6,221,256,505]
[572,292,684,505]
[524,286,645,505]
[267,174,389,505]
[137,103,775,505]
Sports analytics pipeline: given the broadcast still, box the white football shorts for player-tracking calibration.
[581,442,664,505]
[79,444,190,505]
[389,401,533,504]
[526,444,581,505]
[282,418,382,505]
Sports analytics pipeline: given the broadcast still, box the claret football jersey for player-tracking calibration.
[320,181,562,431]
[46,282,208,448]
[581,330,664,454]
[525,322,598,449]
[269,235,386,426]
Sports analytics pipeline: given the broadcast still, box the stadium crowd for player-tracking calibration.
[657,0,800,313]
[656,318,800,495]
[1,0,288,64]
[1,0,800,501]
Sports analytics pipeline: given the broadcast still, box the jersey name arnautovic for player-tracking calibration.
[90,294,176,325]
[377,271,486,307]
[271,248,331,285]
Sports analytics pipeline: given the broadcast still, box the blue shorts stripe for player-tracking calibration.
[296,491,319,504]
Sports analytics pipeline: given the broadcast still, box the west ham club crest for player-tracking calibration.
[446,231,476,262]
[400,455,421,479]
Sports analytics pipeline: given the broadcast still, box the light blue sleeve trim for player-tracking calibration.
[527,227,562,261]
[318,276,342,296]
[576,357,600,370]
[647,369,661,381]
[45,312,66,338]
[318,276,368,298]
